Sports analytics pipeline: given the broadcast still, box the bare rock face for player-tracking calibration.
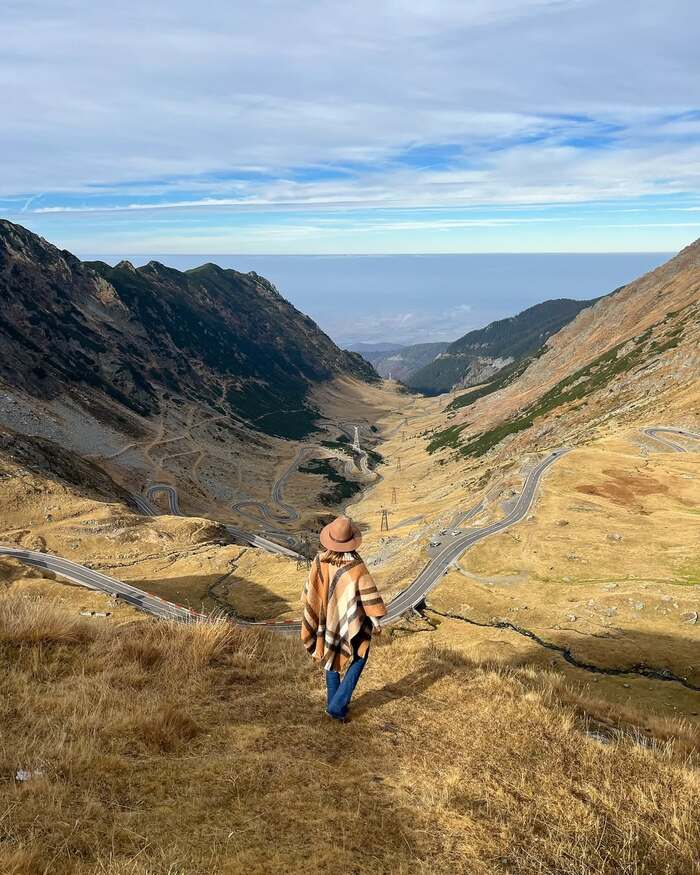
[0,220,378,442]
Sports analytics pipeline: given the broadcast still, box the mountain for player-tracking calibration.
[350,341,407,354]
[427,238,700,459]
[405,297,596,395]
[0,220,377,442]
[357,341,450,380]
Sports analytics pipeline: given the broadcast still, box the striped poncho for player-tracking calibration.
[301,554,387,672]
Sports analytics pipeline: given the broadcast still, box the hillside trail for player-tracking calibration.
[107,402,234,495]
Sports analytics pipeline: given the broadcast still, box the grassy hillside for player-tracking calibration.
[0,591,698,874]
[429,298,697,458]
[407,297,596,395]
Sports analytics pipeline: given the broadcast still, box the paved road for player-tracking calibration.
[336,422,378,475]
[230,434,374,537]
[4,426,695,632]
[144,484,299,559]
[230,448,306,523]
[643,427,700,453]
[384,449,568,621]
[0,446,568,632]
[0,545,197,621]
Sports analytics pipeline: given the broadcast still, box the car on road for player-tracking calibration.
[439,529,447,535]
[429,540,441,547]
[451,530,461,536]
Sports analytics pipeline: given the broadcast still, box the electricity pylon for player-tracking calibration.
[391,487,397,504]
[296,531,311,571]
[380,509,389,531]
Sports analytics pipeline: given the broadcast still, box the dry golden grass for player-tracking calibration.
[0,593,698,874]
[0,591,98,644]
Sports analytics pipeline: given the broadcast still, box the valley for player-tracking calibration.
[4,3,700,870]
[0,221,699,873]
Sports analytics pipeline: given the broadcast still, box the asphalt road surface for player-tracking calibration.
[0,545,197,621]
[143,484,299,559]
[230,435,373,542]
[0,447,569,632]
[3,426,695,632]
[384,449,568,622]
[643,427,700,453]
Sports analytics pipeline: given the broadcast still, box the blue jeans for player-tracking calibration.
[325,642,369,719]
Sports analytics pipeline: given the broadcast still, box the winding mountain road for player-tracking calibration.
[0,446,570,631]
[384,449,568,621]
[230,433,375,533]
[0,547,196,621]
[643,427,700,453]
[2,426,697,632]
[143,484,299,558]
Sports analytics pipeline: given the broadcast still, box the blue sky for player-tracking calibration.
[1,0,699,255]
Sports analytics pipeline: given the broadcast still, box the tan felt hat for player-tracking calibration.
[319,515,362,552]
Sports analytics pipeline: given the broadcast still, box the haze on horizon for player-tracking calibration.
[1,0,699,260]
[82,251,673,347]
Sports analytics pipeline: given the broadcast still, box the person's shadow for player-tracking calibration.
[350,648,474,717]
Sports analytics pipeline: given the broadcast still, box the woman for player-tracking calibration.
[301,515,387,722]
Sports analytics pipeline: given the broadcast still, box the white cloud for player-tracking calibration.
[1,0,699,210]
[326,303,477,345]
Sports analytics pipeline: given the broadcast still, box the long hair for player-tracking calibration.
[319,548,360,566]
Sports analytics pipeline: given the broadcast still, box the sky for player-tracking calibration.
[1,0,699,257]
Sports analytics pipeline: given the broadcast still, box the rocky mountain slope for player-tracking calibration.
[358,341,450,380]
[428,239,700,460]
[0,220,377,443]
[406,297,596,394]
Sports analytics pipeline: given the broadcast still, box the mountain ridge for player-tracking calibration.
[0,219,378,442]
[406,296,597,394]
[428,237,700,459]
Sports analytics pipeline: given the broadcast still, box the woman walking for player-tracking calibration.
[301,515,387,721]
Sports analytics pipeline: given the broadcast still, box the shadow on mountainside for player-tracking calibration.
[0,429,135,509]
